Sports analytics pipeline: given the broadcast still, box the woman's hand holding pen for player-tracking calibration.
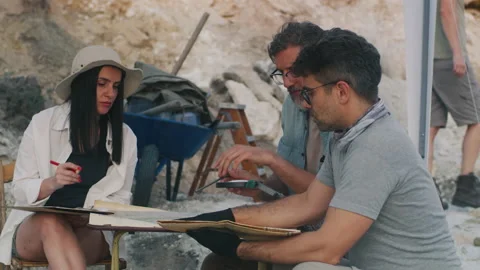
[50,161,82,190]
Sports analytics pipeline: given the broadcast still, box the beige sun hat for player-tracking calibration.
[54,45,143,100]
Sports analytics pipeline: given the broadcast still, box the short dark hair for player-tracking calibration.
[68,65,125,164]
[291,28,382,103]
[267,21,325,61]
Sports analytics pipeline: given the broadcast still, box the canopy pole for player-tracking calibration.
[404,0,437,161]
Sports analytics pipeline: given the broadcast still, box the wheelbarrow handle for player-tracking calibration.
[141,100,183,116]
[216,122,241,130]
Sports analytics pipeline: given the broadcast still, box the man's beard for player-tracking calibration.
[311,110,340,132]
[288,86,307,111]
[287,86,299,92]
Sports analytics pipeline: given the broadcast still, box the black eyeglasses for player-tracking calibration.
[269,69,299,85]
[300,81,340,105]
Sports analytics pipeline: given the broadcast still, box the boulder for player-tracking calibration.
[225,80,280,141]
[210,74,229,94]
[224,64,283,111]
[113,21,149,47]
[206,75,233,108]
[253,59,287,103]
[252,59,275,83]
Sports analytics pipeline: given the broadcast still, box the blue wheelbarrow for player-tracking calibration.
[124,111,239,205]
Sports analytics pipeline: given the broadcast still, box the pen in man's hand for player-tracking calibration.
[195,176,228,193]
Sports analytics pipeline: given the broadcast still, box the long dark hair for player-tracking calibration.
[68,65,125,164]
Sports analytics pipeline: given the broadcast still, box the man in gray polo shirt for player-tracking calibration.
[183,27,461,270]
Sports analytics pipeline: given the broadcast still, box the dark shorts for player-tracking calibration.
[431,58,480,127]
[11,223,23,259]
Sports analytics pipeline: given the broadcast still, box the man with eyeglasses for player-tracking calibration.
[213,21,331,204]
[184,27,461,270]
[197,21,330,270]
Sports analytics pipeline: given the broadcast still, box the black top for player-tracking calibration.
[45,122,110,208]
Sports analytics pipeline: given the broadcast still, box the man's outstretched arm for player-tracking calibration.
[214,145,318,194]
[233,179,334,228]
[268,153,317,194]
[236,207,374,265]
[184,179,338,262]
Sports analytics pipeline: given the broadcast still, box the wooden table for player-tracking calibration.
[88,224,169,270]
[88,224,269,270]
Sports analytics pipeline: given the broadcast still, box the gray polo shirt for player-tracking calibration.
[317,115,461,270]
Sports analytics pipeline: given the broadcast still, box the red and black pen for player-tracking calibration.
[50,160,82,175]
[49,160,60,166]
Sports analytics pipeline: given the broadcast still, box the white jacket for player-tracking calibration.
[0,103,138,265]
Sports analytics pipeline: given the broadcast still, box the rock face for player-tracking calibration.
[226,80,281,142]
[0,75,44,160]
[224,64,283,111]
[0,74,45,216]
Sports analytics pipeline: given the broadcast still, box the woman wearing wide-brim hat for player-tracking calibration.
[0,45,143,268]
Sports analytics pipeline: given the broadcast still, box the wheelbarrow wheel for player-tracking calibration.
[132,144,159,207]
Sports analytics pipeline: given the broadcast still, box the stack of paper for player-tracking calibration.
[88,200,199,229]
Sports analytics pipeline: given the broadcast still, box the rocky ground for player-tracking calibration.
[1,0,480,269]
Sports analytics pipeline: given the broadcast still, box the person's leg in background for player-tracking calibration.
[460,122,480,175]
[428,127,441,174]
[429,84,449,174]
[432,58,480,208]
[429,85,449,210]
[452,64,480,207]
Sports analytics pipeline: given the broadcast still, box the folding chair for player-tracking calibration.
[0,160,126,270]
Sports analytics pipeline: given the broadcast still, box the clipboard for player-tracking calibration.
[157,220,301,241]
[7,205,114,215]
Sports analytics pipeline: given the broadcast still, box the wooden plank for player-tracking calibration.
[2,161,14,183]
[189,136,216,196]
[221,108,259,176]
[239,110,255,139]
[198,134,222,189]
[219,103,246,110]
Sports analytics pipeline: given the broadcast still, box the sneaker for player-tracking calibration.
[433,177,449,210]
[451,173,480,208]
